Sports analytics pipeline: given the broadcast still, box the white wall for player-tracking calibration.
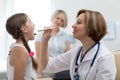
[50,0,120,51]
[0,0,14,72]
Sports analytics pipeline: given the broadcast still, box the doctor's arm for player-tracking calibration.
[38,28,52,71]
[35,42,42,78]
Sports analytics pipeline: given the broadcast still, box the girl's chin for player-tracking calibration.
[30,38,34,40]
[30,35,35,40]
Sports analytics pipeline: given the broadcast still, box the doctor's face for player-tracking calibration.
[72,13,88,40]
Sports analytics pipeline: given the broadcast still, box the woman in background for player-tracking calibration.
[6,13,38,80]
[39,9,116,80]
[35,10,75,79]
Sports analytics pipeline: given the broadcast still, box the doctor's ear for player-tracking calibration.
[21,26,28,33]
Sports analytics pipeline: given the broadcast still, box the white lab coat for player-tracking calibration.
[44,43,116,80]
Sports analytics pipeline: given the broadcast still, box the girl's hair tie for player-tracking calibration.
[29,51,34,57]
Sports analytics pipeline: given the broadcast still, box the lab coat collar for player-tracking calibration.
[77,44,99,64]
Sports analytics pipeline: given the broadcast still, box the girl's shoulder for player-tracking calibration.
[9,43,28,59]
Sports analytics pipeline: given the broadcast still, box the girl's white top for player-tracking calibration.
[7,43,37,80]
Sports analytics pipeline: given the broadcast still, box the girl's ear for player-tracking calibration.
[21,26,28,33]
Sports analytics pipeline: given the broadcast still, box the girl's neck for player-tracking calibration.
[16,39,24,45]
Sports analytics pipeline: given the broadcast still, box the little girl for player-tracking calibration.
[6,13,38,80]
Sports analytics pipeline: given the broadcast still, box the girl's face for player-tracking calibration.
[24,16,35,41]
[72,13,88,40]
[52,13,64,28]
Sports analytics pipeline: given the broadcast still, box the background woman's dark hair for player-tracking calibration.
[6,13,38,70]
[76,9,107,41]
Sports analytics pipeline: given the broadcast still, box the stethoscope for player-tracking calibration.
[73,41,100,80]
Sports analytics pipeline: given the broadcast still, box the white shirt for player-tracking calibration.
[7,43,37,80]
[35,29,75,57]
[44,43,116,80]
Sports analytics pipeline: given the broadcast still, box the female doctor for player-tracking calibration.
[39,9,116,80]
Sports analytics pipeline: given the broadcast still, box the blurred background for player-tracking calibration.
[0,0,120,79]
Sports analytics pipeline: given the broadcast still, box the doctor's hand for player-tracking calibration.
[42,27,53,43]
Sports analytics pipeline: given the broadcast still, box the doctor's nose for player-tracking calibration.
[72,24,76,28]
